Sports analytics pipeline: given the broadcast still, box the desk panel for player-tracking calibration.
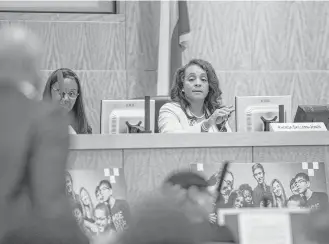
[253,146,326,162]
[68,149,123,169]
[123,147,252,206]
[224,212,314,244]
[68,132,329,208]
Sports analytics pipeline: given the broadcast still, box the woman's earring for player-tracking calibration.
[182,89,185,93]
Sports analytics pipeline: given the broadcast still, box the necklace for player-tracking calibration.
[189,110,205,119]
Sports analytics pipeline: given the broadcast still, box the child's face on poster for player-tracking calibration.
[66,176,73,193]
[253,168,264,184]
[290,182,299,195]
[234,196,244,208]
[272,181,283,197]
[207,173,233,197]
[96,189,102,202]
[73,208,83,224]
[295,177,310,194]
[99,184,112,202]
[81,190,91,205]
[95,209,109,232]
[242,190,252,204]
[221,174,233,196]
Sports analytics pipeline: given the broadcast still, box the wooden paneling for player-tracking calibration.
[67,149,123,169]
[182,1,252,71]
[126,70,157,99]
[0,12,125,22]
[251,71,329,114]
[78,71,127,134]
[253,146,326,162]
[0,20,125,70]
[184,1,329,71]
[125,1,160,71]
[123,147,252,205]
[252,1,329,70]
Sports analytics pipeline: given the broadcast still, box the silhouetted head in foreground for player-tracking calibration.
[160,170,236,244]
[161,171,214,223]
[0,24,42,97]
[119,196,200,244]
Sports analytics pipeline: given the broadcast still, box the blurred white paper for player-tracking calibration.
[239,211,292,244]
[68,125,77,134]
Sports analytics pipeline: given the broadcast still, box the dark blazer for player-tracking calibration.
[0,84,88,244]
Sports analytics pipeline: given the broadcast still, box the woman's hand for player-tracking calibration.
[207,106,234,126]
[209,213,217,224]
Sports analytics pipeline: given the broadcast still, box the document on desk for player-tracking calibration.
[239,211,292,244]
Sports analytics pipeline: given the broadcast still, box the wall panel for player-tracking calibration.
[182,1,252,71]
[253,146,326,162]
[123,147,252,205]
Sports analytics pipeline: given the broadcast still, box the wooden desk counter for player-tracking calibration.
[70,131,329,149]
[68,132,329,206]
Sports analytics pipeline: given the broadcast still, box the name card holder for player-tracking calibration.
[270,122,327,132]
[239,210,292,244]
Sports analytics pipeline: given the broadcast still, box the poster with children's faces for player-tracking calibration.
[190,162,329,211]
[65,168,131,241]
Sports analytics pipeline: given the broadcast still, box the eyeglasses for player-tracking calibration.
[52,87,79,99]
[223,179,233,187]
[295,179,306,185]
[99,187,110,193]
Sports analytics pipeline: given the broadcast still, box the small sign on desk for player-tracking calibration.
[239,210,292,244]
[270,122,327,132]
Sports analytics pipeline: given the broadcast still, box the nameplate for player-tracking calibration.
[270,122,327,131]
[239,211,292,244]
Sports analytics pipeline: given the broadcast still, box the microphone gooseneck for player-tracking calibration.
[213,161,230,212]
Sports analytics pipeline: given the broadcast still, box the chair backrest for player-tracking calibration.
[134,96,171,133]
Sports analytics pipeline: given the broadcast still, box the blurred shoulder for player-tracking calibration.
[160,102,183,113]
[37,101,67,120]
[32,101,70,133]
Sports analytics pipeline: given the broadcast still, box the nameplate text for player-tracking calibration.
[270,122,327,132]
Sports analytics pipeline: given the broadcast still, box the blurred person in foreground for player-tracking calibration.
[306,206,329,244]
[118,195,199,244]
[42,68,92,134]
[0,25,88,244]
[161,171,236,243]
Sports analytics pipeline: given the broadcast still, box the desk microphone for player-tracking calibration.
[213,160,230,211]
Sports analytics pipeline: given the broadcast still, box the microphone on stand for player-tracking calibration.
[213,161,230,212]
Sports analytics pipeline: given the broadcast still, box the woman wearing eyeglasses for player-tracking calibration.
[43,68,92,134]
